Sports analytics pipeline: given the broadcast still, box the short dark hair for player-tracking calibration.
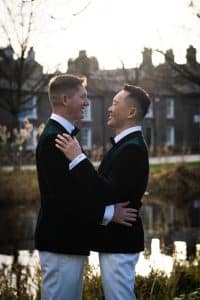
[123,84,151,120]
[48,74,85,106]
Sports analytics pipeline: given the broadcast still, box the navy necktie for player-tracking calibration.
[71,127,80,137]
[110,136,116,146]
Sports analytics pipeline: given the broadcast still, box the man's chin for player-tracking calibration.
[107,120,114,128]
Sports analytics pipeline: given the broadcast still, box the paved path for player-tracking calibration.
[94,154,200,167]
[2,154,200,171]
[149,154,200,164]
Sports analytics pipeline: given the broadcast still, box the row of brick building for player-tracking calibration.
[0,45,200,156]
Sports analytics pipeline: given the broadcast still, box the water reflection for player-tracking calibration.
[89,238,174,276]
[0,239,199,278]
[88,238,199,276]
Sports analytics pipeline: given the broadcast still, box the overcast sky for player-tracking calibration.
[1,0,200,72]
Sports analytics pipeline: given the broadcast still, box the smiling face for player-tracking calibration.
[65,85,89,122]
[107,90,136,134]
[48,74,89,123]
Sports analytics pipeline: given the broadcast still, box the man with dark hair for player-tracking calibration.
[35,75,137,300]
[56,84,151,299]
[123,84,151,118]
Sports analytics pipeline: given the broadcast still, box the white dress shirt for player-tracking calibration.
[51,113,87,165]
[69,125,142,225]
[50,113,75,133]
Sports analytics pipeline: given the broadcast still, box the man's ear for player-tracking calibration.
[62,95,68,106]
[128,106,137,119]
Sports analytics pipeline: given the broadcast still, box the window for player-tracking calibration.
[82,99,91,121]
[81,127,92,150]
[193,114,200,123]
[18,95,37,121]
[166,126,175,146]
[145,103,154,118]
[166,98,174,119]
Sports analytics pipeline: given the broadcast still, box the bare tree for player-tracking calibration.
[189,0,200,18]
[0,0,51,128]
[155,48,200,87]
[0,0,93,128]
[154,1,200,87]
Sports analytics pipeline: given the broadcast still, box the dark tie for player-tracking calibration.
[71,126,80,137]
[110,136,116,146]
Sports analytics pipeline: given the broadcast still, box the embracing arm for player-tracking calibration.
[69,144,147,208]
[55,134,118,206]
[55,134,139,225]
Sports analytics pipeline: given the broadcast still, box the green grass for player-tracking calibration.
[150,161,200,174]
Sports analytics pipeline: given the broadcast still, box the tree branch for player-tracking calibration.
[73,0,93,16]
[156,49,200,86]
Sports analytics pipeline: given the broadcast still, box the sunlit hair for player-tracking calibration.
[123,84,151,120]
[48,74,85,106]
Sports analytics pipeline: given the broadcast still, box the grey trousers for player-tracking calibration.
[39,251,87,300]
[99,252,139,300]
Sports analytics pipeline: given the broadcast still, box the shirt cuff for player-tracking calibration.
[69,154,87,170]
[102,205,114,225]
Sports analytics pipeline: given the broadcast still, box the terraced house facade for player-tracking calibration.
[0,46,200,156]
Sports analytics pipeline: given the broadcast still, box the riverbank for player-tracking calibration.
[1,154,200,171]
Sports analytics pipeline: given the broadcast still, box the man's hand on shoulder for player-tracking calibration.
[112,202,138,227]
[55,134,82,161]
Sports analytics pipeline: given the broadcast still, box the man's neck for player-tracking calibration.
[51,113,75,134]
[114,123,141,136]
[52,109,75,125]
[114,125,142,144]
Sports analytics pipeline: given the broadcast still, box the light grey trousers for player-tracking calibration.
[99,252,139,300]
[39,251,87,300]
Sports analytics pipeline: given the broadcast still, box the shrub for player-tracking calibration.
[136,272,167,300]
[172,262,200,297]
[1,260,199,300]
[174,288,200,300]
[0,169,39,204]
[83,264,104,300]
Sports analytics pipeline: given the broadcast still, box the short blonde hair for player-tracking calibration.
[48,74,84,106]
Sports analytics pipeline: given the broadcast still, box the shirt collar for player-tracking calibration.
[114,126,142,144]
[50,113,75,134]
